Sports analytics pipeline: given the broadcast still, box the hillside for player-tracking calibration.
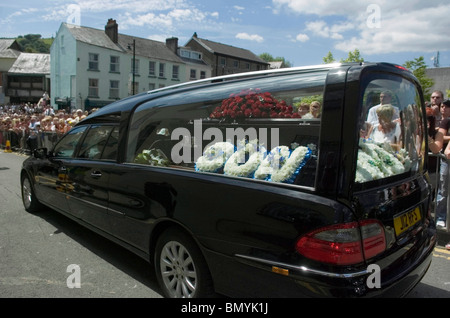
[16,34,53,53]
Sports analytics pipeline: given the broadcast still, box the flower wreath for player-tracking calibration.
[209,89,300,120]
[224,139,266,178]
[255,145,311,183]
[355,139,406,183]
[195,141,235,173]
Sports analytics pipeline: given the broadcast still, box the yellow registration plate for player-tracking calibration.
[393,207,421,236]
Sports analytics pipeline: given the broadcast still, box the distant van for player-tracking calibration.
[22,62,436,297]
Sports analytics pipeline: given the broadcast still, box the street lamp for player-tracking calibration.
[127,39,136,95]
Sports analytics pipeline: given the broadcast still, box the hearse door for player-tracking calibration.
[65,125,117,232]
[35,126,88,213]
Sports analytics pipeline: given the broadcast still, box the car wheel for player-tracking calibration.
[154,228,214,298]
[21,174,42,213]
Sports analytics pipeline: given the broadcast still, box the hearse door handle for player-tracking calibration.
[90,171,102,178]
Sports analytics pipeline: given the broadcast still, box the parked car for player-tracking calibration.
[21,62,436,298]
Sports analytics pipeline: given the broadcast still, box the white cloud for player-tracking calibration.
[272,0,368,16]
[273,0,450,55]
[295,33,309,42]
[335,5,450,54]
[235,33,264,43]
[305,20,352,40]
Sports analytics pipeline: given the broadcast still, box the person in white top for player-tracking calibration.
[366,91,399,126]
[369,104,401,150]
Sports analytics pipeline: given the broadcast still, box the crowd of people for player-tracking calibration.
[0,102,90,135]
[426,90,450,249]
[0,102,96,153]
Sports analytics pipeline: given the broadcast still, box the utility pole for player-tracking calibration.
[128,39,136,95]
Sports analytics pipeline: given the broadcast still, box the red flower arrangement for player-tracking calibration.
[209,89,300,120]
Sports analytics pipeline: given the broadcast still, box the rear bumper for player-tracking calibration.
[204,232,436,298]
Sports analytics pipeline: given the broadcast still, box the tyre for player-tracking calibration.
[21,174,42,213]
[154,228,214,298]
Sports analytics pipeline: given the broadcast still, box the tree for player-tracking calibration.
[323,51,335,64]
[322,49,364,64]
[403,56,434,100]
[16,34,51,53]
[341,49,364,63]
[259,53,292,68]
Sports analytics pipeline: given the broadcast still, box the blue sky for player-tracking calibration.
[1,0,449,68]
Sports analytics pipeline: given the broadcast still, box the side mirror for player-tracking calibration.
[33,148,48,159]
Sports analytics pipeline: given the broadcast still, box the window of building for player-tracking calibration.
[109,80,119,99]
[180,49,190,58]
[190,69,196,80]
[220,57,226,66]
[191,52,202,60]
[200,71,206,79]
[172,65,179,80]
[159,63,165,78]
[149,61,156,76]
[131,58,140,75]
[110,56,120,73]
[88,79,99,97]
[233,60,239,68]
[88,53,99,71]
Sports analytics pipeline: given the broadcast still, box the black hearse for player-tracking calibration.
[21,63,436,297]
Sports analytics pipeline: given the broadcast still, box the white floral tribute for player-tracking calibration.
[195,141,235,173]
[355,139,408,183]
[224,139,266,178]
[254,145,311,183]
[134,149,170,166]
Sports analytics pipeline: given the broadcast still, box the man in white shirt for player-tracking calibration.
[366,91,399,126]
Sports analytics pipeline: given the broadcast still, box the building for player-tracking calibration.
[0,39,22,104]
[425,67,450,98]
[165,37,210,81]
[50,19,211,111]
[184,33,269,77]
[7,53,50,104]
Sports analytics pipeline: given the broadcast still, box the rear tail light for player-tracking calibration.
[295,220,386,265]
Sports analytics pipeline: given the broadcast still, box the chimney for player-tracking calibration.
[105,19,118,43]
[166,37,178,54]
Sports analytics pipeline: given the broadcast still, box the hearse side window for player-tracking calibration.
[77,125,117,160]
[356,76,424,185]
[52,126,87,158]
[127,71,328,188]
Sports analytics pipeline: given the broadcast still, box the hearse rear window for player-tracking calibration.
[356,76,424,185]
[126,71,327,188]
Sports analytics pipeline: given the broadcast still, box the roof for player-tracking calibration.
[188,36,268,64]
[9,53,50,75]
[0,39,21,58]
[63,23,184,64]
